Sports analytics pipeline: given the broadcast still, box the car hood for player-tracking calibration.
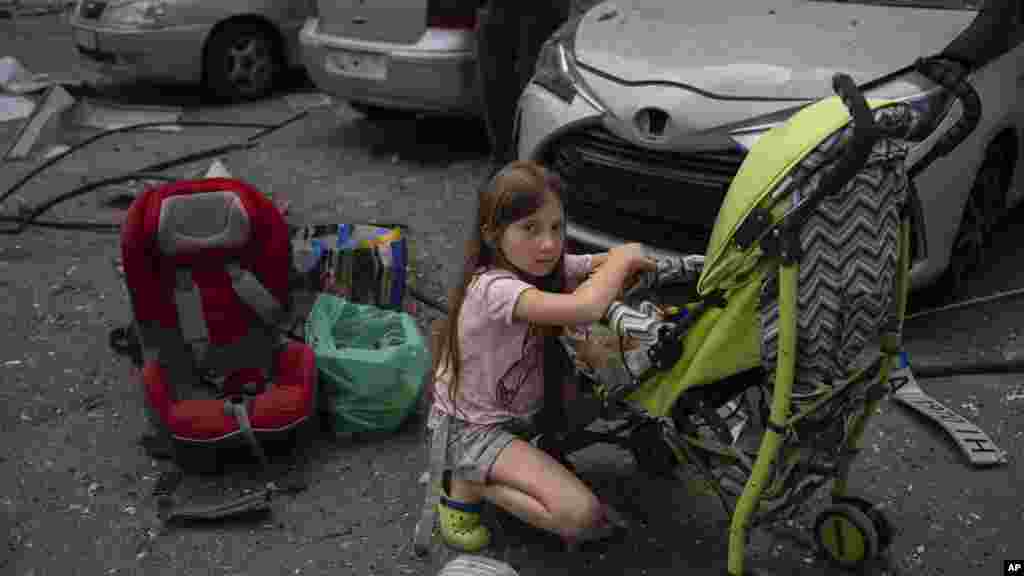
[573,0,978,100]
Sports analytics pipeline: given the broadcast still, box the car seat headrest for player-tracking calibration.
[157,191,251,256]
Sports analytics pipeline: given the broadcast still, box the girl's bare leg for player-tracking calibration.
[449,476,486,503]
[480,439,602,539]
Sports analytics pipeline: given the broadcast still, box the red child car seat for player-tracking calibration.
[120,177,317,469]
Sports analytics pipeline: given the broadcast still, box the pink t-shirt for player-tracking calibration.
[432,254,594,426]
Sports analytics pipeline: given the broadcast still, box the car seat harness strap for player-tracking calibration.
[224,396,269,468]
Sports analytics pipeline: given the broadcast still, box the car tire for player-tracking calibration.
[940,142,1013,298]
[203,21,281,103]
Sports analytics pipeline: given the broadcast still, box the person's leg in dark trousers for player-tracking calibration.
[514,3,570,99]
[475,2,520,164]
[476,2,570,165]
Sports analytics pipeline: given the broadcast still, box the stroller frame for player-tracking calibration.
[558,60,981,575]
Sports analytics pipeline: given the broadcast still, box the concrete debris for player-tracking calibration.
[285,92,332,112]
[3,84,75,160]
[0,94,34,122]
[67,98,183,132]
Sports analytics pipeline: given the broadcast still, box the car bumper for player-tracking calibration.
[299,18,480,116]
[69,17,209,84]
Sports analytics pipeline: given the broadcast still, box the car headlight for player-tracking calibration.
[532,15,609,114]
[894,85,956,142]
[101,0,168,29]
[728,82,956,152]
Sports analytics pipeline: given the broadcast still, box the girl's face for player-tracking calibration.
[498,189,564,278]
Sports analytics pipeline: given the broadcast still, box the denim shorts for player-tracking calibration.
[427,406,538,484]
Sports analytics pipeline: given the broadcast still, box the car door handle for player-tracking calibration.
[352,16,367,24]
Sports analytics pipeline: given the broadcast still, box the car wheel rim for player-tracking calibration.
[227,35,270,95]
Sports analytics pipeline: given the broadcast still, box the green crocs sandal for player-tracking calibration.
[438,494,492,553]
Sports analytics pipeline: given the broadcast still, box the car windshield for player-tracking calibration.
[809,0,981,9]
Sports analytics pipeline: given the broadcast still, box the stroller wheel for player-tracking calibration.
[813,503,879,571]
[834,497,894,555]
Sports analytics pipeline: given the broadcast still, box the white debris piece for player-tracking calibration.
[205,159,233,179]
[0,56,53,94]
[0,94,34,122]
[890,359,1009,467]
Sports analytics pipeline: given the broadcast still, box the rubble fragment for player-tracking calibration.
[4,84,75,160]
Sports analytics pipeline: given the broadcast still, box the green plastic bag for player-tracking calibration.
[306,293,428,434]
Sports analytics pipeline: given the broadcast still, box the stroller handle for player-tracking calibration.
[907,57,982,180]
[824,74,879,200]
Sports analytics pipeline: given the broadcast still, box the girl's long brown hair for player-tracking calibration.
[433,161,569,420]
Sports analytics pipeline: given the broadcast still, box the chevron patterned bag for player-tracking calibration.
[758,105,915,396]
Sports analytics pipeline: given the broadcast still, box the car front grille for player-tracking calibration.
[78,0,106,19]
[544,125,746,255]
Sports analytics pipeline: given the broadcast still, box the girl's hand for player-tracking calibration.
[610,244,656,294]
[611,243,657,274]
[574,329,647,371]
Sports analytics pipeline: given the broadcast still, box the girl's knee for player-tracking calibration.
[553,491,602,537]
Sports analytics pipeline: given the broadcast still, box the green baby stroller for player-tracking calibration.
[550,59,984,575]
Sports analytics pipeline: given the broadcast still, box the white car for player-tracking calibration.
[68,0,315,102]
[299,0,483,118]
[516,0,1023,294]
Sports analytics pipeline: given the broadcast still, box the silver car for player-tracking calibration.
[68,0,316,102]
[299,0,483,118]
[516,0,1024,294]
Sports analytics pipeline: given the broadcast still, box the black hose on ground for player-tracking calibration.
[912,357,1024,379]
[0,216,120,233]
[247,110,309,142]
[0,109,308,229]
[1,141,255,235]
[906,286,1024,321]
[0,171,176,235]
[0,120,282,208]
[900,287,1024,378]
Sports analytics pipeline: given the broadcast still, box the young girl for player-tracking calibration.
[428,160,657,552]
